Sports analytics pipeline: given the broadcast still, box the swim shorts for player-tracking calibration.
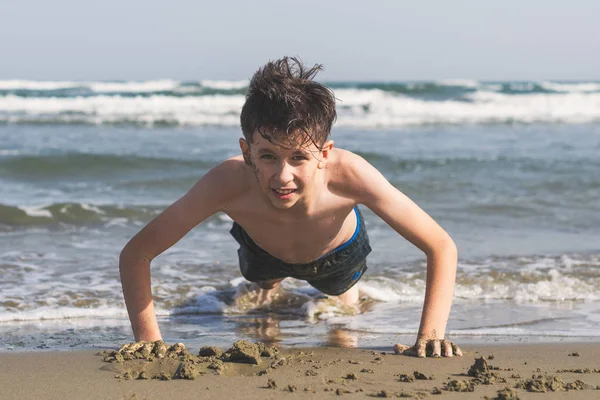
[230,206,371,296]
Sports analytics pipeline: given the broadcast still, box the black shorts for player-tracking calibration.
[230,207,371,296]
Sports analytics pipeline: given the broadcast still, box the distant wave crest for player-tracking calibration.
[0,202,160,227]
[1,79,599,127]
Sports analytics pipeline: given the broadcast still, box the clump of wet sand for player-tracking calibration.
[556,368,600,374]
[444,379,475,392]
[468,357,507,385]
[198,345,223,358]
[396,373,414,382]
[97,341,600,398]
[515,374,588,392]
[436,355,507,393]
[99,339,280,380]
[413,371,434,380]
[372,389,428,398]
[484,387,521,400]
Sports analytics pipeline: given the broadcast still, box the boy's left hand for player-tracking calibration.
[393,339,463,358]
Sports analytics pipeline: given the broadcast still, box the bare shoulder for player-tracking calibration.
[330,149,453,255]
[332,148,372,171]
[186,155,252,211]
[328,148,393,203]
[121,156,252,260]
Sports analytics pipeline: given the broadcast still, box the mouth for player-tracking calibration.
[271,188,297,199]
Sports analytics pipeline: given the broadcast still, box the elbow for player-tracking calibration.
[119,246,131,274]
[443,234,457,258]
[119,241,151,273]
[440,233,457,260]
[119,239,134,265]
[426,232,457,260]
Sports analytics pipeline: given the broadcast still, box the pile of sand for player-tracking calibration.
[99,339,282,380]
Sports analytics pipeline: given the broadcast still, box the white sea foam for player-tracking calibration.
[19,205,52,218]
[0,94,244,126]
[0,306,128,323]
[508,82,535,92]
[356,280,422,302]
[89,80,179,93]
[201,80,248,90]
[335,89,600,127]
[0,80,81,90]
[454,275,600,302]
[480,83,503,91]
[447,328,600,337]
[162,286,230,315]
[80,203,106,214]
[0,149,22,156]
[0,79,248,93]
[2,268,598,322]
[2,246,599,344]
[436,79,480,88]
[0,79,180,93]
[2,89,599,127]
[540,81,600,93]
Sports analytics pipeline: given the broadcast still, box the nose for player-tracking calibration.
[274,161,294,183]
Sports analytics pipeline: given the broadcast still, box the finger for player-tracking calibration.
[441,340,453,357]
[393,344,411,355]
[416,340,426,358]
[431,339,442,358]
[452,343,463,357]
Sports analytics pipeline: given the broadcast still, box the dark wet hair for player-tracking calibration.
[240,57,337,149]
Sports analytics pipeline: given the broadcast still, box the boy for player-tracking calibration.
[120,57,462,358]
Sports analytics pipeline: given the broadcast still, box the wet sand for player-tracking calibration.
[1,342,600,400]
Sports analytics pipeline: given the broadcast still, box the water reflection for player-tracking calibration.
[232,315,360,348]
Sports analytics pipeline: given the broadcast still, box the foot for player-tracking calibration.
[234,280,282,311]
[256,284,279,306]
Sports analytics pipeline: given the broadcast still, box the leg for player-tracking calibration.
[335,284,359,306]
[255,278,284,305]
[234,278,285,310]
[328,328,359,348]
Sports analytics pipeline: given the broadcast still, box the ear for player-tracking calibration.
[317,140,334,169]
[239,138,252,166]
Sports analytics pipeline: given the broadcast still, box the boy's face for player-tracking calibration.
[240,131,333,210]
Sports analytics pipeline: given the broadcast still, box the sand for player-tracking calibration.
[1,342,600,400]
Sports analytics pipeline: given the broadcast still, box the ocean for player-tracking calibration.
[1,79,599,351]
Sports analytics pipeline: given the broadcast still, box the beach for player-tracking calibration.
[2,342,600,399]
[1,79,600,398]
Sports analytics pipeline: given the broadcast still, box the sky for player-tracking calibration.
[1,0,599,81]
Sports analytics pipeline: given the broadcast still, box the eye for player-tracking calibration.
[292,155,308,161]
[260,154,276,160]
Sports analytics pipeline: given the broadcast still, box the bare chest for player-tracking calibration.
[226,205,357,264]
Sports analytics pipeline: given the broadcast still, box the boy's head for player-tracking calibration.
[240,56,337,150]
[239,57,338,210]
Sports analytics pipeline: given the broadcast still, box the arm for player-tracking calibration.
[344,153,460,357]
[119,159,245,341]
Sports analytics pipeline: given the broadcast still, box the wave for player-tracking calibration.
[1,88,599,127]
[2,261,599,324]
[0,202,161,227]
[2,79,599,96]
[6,151,580,185]
[0,152,215,180]
[0,151,485,180]
[0,79,249,99]
[0,201,237,228]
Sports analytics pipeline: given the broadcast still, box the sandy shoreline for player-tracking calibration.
[2,342,600,399]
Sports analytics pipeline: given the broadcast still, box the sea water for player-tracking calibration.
[1,79,599,351]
